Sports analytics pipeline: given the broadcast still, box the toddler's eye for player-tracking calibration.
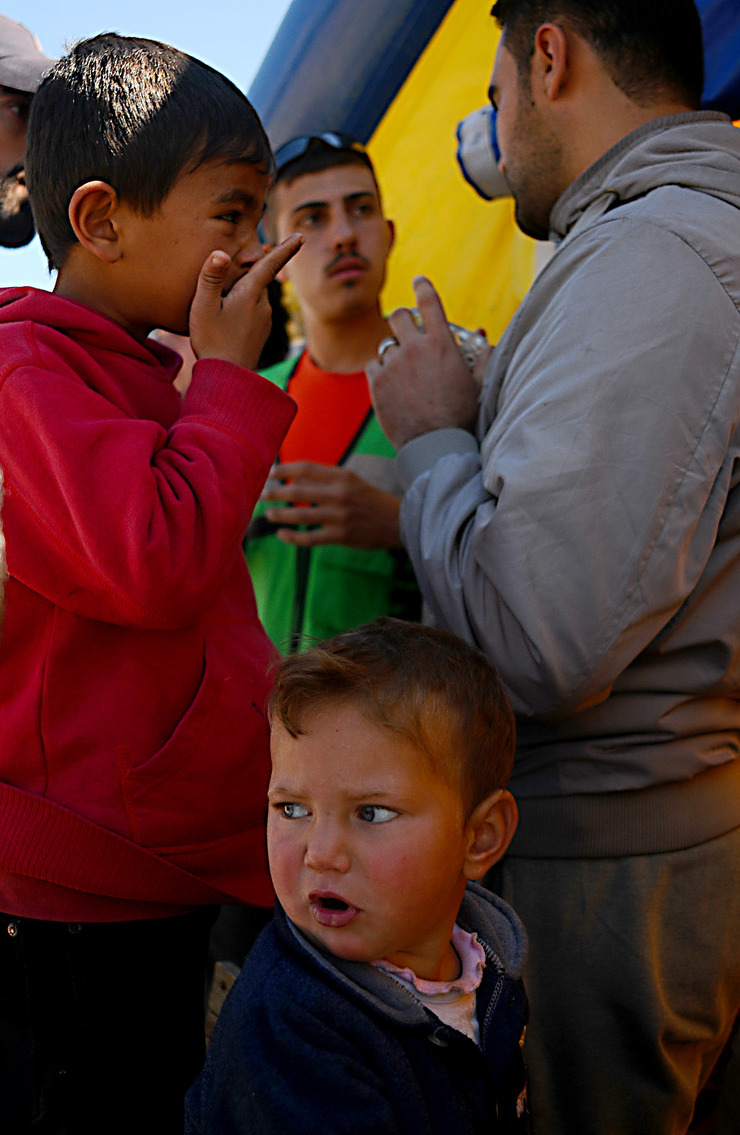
[281,802,310,819]
[358,805,398,824]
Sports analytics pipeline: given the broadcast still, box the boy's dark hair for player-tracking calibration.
[491,0,704,109]
[26,33,274,270]
[268,617,516,816]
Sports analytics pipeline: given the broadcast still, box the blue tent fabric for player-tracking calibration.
[699,0,740,116]
[249,0,740,147]
[248,0,454,147]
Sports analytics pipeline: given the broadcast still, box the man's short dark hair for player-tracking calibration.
[26,33,273,270]
[491,0,704,109]
[274,135,376,190]
[268,617,516,817]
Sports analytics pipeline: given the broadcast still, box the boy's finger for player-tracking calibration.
[243,233,303,294]
[191,251,231,316]
[199,250,231,288]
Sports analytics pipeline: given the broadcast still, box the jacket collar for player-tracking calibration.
[549,111,734,242]
[274,881,528,1029]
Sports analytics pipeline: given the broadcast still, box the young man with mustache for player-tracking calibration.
[244,133,420,653]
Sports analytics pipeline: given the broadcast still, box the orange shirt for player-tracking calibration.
[279,351,372,466]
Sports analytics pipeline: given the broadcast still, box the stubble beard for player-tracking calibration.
[507,93,562,242]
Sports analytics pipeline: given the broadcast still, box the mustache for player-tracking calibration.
[325,250,370,274]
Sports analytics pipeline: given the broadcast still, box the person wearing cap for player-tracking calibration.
[244,133,421,653]
[0,14,52,247]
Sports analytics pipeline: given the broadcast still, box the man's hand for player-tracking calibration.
[261,462,402,548]
[366,276,481,450]
[189,234,302,369]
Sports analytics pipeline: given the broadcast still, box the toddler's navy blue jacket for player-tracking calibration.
[185,882,530,1133]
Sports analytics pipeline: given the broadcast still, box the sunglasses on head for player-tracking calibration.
[273,132,367,174]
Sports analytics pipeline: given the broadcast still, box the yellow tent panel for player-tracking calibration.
[368,0,536,342]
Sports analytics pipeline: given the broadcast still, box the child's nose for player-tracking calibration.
[304,822,351,873]
[235,230,265,270]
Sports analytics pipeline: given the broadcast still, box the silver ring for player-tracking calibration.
[377,336,399,361]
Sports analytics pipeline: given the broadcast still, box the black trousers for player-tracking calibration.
[0,906,217,1135]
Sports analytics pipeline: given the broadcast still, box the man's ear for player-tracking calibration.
[531,23,569,102]
[386,218,396,254]
[463,788,518,880]
[67,181,122,264]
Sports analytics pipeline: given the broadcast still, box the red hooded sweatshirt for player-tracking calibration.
[0,287,296,921]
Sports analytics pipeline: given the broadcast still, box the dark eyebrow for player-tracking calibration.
[290,190,376,220]
[214,189,257,207]
[291,199,328,216]
[343,191,376,206]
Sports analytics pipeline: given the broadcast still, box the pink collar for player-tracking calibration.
[372,923,485,997]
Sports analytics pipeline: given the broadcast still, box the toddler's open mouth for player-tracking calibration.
[309,892,358,928]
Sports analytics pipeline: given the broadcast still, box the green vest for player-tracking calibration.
[245,356,420,652]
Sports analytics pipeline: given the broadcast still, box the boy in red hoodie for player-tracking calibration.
[0,33,301,1134]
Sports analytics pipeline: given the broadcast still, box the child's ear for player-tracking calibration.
[463,788,518,880]
[67,181,122,264]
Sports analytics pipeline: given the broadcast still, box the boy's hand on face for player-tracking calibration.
[189,233,302,370]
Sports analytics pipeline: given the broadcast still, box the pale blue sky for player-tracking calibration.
[0,0,294,288]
